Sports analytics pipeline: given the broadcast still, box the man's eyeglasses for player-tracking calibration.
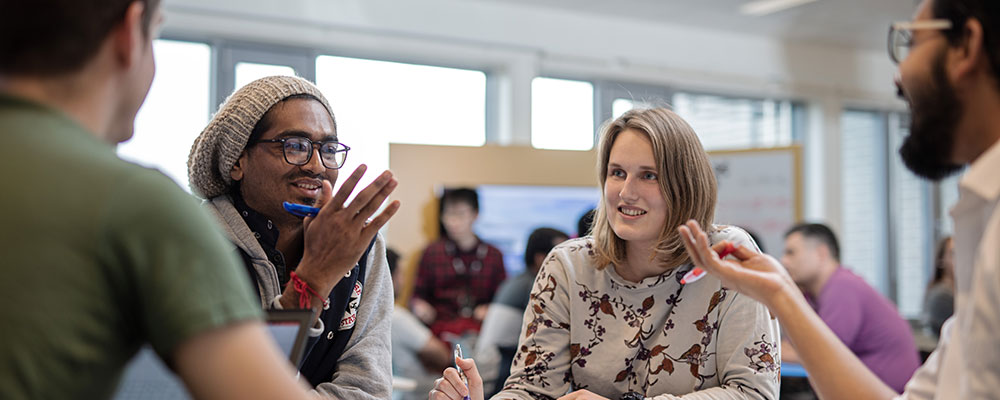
[254,137,350,169]
[888,19,953,64]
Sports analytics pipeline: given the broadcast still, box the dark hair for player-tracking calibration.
[576,208,596,238]
[785,223,840,261]
[524,227,568,269]
[933,0,1000,87]
[440,188,479,212]
[743,228,766,254]
[386,248,400,275]
[247,93,326,145]
[928,236,953,287]
[1,0,161,76]
[437,187,479,237]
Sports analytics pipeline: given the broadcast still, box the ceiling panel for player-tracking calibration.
[475,0,918,50]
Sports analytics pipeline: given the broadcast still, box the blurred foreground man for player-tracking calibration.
[679,1,1000,398]
[0,1,316,398]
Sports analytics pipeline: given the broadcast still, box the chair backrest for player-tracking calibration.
[490,345,519,397]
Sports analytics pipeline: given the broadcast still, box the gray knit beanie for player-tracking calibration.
[187,75,335,198]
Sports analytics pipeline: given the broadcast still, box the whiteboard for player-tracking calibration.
[709,146,802,258]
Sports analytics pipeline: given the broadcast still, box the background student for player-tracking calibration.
[779,223,919,391]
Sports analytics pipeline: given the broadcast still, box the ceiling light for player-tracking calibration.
[740,0,819,16]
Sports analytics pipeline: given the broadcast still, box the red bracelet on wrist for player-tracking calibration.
[289,271,330,310]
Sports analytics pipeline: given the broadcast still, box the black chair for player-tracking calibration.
[490,345,519,397]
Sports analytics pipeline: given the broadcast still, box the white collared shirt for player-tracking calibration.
[899,139,1000,399]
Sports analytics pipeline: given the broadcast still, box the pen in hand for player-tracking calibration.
[681,241,736,284]
[454,344,471,400]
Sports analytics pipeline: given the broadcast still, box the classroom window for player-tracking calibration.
[841,110,890,294]
[118,39,212,191]
[887,113,933,318]
[235,62,297,90]
[531,77,594,151]
[315,56,487,195]
[672,92,797,151]
[612,98,658,120]
[840,110,934,318]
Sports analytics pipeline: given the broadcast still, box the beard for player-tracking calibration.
[898,52,964,181]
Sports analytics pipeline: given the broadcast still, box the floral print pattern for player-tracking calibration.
[498,228,781,400]
[744,335,780,376]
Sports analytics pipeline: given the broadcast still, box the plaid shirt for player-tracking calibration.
[413,238,506,325]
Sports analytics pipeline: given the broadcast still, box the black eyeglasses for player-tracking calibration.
[888,19,953,65]
[254,137,350,169]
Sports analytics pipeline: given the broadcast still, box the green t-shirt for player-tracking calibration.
[0,94,263,399]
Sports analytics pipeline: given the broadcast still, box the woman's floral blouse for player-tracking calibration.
[495,226,781,400]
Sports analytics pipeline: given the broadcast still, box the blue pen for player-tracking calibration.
[454,344,470,400]
[282,201,320,218]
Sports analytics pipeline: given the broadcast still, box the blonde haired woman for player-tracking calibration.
[431,108,780,400]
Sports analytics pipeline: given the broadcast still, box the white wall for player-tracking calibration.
[161,0,910,231]
[165,0,902,96]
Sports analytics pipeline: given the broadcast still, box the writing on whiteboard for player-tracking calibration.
[710,148,799,258]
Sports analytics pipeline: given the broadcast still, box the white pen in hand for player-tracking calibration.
[454,344,470,400]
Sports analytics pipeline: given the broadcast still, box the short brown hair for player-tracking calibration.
[784,223,840,261]
[0,0,161,76]
[591,108,717,270]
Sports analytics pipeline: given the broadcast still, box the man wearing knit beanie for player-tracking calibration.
[189,75,399,398]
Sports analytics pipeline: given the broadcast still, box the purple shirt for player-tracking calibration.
[808,267,920,393]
